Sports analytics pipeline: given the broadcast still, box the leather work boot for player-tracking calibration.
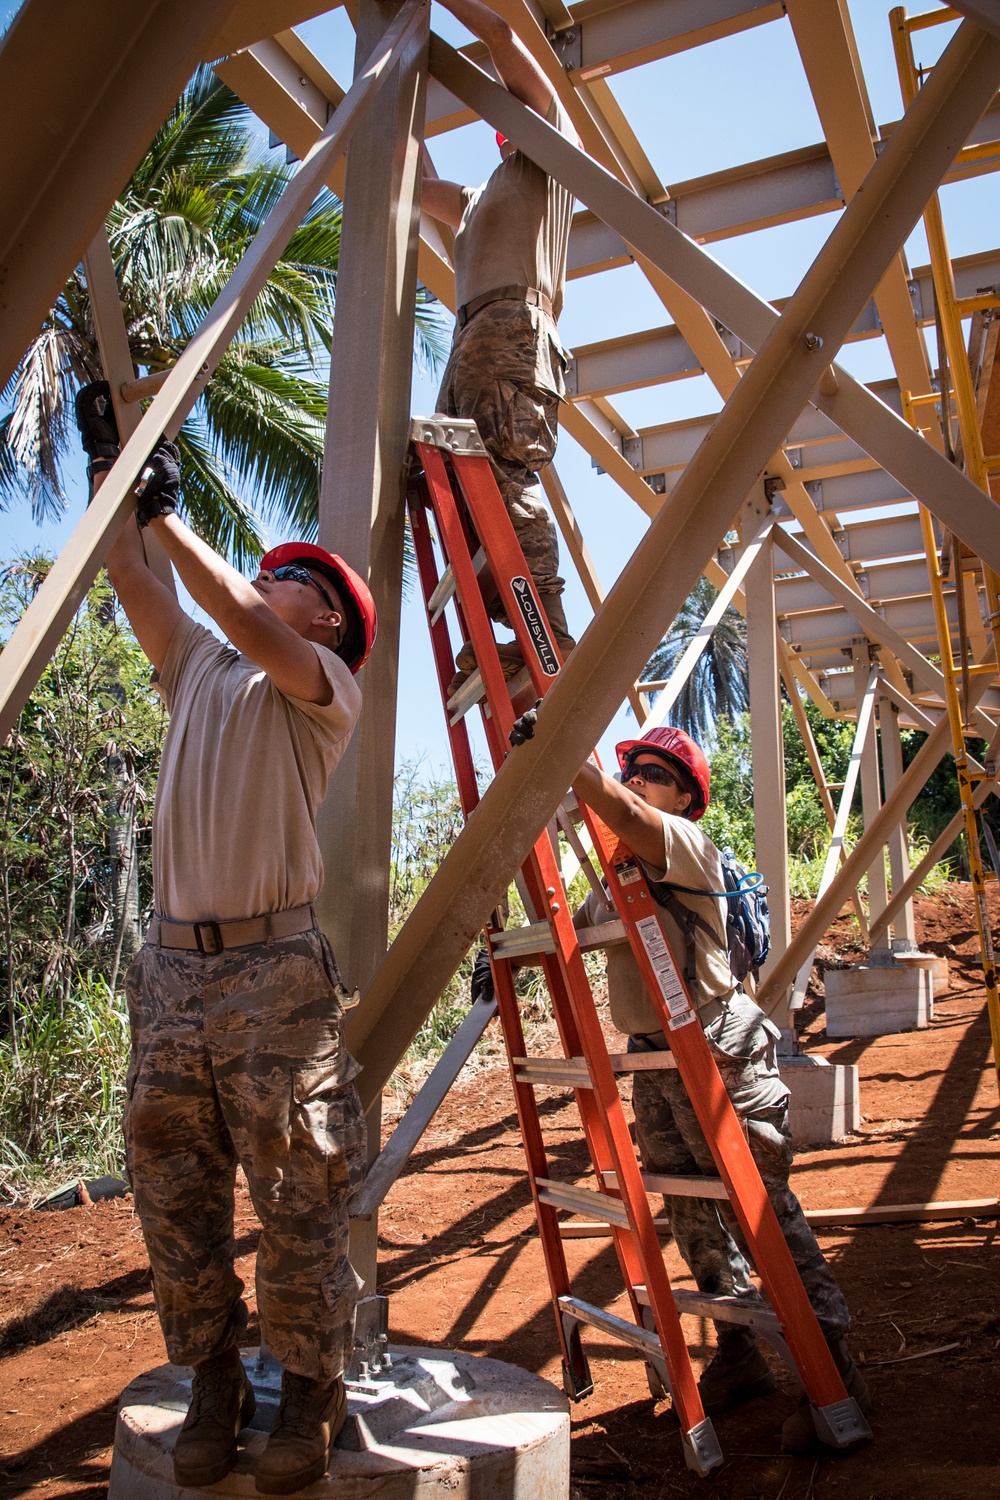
[449,639,527,698]
[254,1372,347,1495]
[173,1346,256,1487]
[698,1330,777,1415]
[539,591,576,660]
[781,1337,872,1455]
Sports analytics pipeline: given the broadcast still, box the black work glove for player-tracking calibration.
[75,380,120,484]
[134,439,181,528]
[509,699,541,747]
[470,947,495,1007]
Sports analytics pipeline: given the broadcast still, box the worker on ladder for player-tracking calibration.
[571,726,872,1453]
[77,385,376,1494]
[416,0,578,682]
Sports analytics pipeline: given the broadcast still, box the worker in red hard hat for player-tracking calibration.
[77,383,372,1493]
[571,725,869,1452]
[416,0,579,685]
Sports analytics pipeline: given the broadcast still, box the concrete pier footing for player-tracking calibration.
[780,1054,860,1145]
[107,1346,569,1499]
[824,964,933,1039]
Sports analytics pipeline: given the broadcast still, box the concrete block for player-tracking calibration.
[824,964,933,1038]
[779,1054,860,1145]
[892,951,950,993]
[108,1346,569,1499]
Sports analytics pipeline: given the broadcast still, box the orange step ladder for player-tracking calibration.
[405,414,871,1473]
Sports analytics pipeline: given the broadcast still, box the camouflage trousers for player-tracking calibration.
[437,300,566,603]
[631,995,850,1342]
[123,927,367,1381]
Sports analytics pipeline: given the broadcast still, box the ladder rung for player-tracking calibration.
[635,1285,782,1337]
[513,1053,677,1088]
[447,668,485,723]
[490,917,628,963]
[559,1217,670,1238]
[428,547,487,624]
[558,1295,663,1360]
[514,1056,593,1088]
[576,918,628,950]
[602,1168,728,1202]
[535,1177,631,1227]
[606,1051,678,1073]
[490,921,554,961]
[447,661,535,726]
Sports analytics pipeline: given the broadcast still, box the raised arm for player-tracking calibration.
[105,496,185,672]
[572,760,667,871]
[437,0,555,116]
[421,146,467,227]
[147,511,335,706]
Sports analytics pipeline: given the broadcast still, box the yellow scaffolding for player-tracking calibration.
[893,4,1000,1096]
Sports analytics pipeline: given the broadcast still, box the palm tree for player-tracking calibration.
[0,65,447,565]
[641,576,749,742]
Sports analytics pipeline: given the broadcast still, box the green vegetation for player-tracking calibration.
[0,560,163,1199]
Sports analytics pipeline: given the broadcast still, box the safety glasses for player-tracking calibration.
[269,564,338,615]
[624,758,681,790]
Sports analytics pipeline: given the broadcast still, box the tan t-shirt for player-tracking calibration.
[453,95,576,320]
[152,615,361,922]
[576,812,734,1038]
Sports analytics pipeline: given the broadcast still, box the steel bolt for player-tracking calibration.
[804,332,823,351]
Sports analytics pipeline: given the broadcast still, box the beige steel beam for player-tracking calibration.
[564,121,1000,273]
[0,0,428,747]
[952,2,1000,44]
[773,526,998,740]
[745,515,792,1025]
[346,17,1000,1103]
[0,0,246,394]
[203,0,335,57]
[879,697,918,948]
[786,0,937,423]
[311,0,429,1295]
[852,642,890,946]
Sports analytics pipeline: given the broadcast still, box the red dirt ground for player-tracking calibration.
[1,887,998,1499]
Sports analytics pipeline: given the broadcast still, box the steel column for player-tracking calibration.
[744,511,792,1026]
[313,0,429,1294]
[879,697,918,949]
[852,643,890,950]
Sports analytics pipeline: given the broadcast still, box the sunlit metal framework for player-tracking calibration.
[2,0,1000,1266]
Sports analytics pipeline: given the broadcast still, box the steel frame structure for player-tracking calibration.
[3,0,1000,1316]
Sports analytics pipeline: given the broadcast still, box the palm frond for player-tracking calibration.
[641,577,749,743]
[198,355,325,537]
[174,420,268,567]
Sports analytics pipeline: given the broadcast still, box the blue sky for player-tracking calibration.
[2,0,990,777]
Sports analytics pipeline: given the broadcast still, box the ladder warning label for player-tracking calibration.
[635,916,693,1025]
[511,576,559,676]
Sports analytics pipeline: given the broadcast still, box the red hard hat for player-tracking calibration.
[496,130,507,149]
[615,726,710,821]
[259,542,377,674]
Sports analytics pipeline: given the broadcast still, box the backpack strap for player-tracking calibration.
[650,885,704,1005]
